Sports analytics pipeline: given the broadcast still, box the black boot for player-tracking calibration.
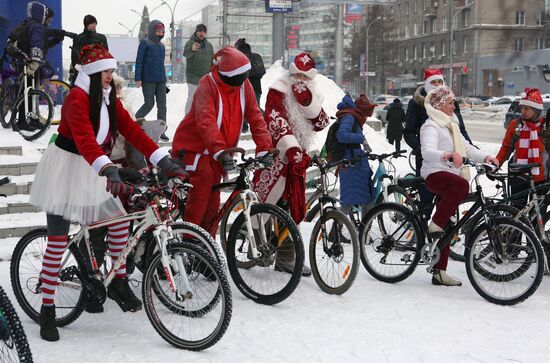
[39,305,59,342]
[83,297,104,314]
[160,133,169,141]
[108,277,142,312]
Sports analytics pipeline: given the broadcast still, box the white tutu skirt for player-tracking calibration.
[30,144,126,225]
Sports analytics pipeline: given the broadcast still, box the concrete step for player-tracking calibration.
[0,146,23,156]
[0,202,40,215]
[0,225,47,239]
[0,181,32,196]
[0,162,37,176]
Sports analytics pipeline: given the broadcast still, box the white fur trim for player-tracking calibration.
[218,63,251,77]
[519,99,543,110]
[298,92,323,119]
[289,62,317,79]
[425,74,444,85]
[96,102,109,144]
[92,155,112,174]
[276,135,301,162]
[264,176,287,205]
[149,148,170,166]
[81,58,117,76]
[208,73,224,129]
[270,79,288,94]
[74,72,90,94]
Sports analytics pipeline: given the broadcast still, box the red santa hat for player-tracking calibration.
[289,52,317,79]
[213,46,251,77]
[519,88,544,110]
[77,44,117,75]
[424,68,444,84]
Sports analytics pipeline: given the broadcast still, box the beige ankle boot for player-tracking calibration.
[432,269,462,286]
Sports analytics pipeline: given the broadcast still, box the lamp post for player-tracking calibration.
[365,16,382,96]
[449,2,474,93]
[161,0,180,83]
[118,22,140,36]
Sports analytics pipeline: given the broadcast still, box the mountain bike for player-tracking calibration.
[0,177,33,362]
[40,78,70,125]
[308,155,359,295]
[360,158,544,305]
[10,176,232,351]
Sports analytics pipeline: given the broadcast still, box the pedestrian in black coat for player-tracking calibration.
[386,98,404,152]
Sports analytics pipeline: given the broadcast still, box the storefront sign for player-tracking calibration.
[265,0,293,13]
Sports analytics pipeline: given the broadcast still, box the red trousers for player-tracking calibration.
[425,171,469,270]
[183,156,223,237]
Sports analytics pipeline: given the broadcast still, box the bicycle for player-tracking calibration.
[40,77,70,125]
[10,175,232,351]
[408,150,416,173]
[308,155,359,295]
[0,51,53,141]
[360,158,545,305]
[202,147,305,305]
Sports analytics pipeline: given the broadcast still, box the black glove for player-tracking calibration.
[157,155,189,179]
[102,165,125,197]
[218,153,236,171]
[259,153,274,168]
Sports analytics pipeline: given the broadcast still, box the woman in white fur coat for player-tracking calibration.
[420,85,499,286]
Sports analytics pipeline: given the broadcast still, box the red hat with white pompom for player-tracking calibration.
[213,46,251,77]
[519,88,544,110]
[424,68,444,84]
[77,44,117,75]
[289,52,317,79]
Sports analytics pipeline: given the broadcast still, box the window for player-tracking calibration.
[452,39,456,55]
[405,47,409,60]
[515,38,524,51]
[538,11,544,25]
[516,11,525,25]
[414,0,418,12]
[405,2,409,15]
[414,23,419,35]
[463,36,468,54]
[430,17,436,32]
[441,40,446,56]
[423,20,428,34]
[423,0,427,10]
[413,45,418,59]
[405,25,410,38]
[538,38,545,49]
[421,43,426,58]
[442,17,448,31]
[429,42,435,57]
[463,10,470,27]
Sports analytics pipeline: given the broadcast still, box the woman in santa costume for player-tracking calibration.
[30,44,186,342]
[172,46,273,237]
[252,52,330,276]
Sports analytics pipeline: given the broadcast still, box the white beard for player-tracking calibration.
[282,76,319,151]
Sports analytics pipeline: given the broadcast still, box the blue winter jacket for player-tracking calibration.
[336,95,374,206]
[134,20,167,83]
[24,2,47,61]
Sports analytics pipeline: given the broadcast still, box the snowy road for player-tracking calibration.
[463,119,506,144]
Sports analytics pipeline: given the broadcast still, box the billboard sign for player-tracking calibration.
[265,0,293,13]
[285,25,300,49]
[345,4,364,23]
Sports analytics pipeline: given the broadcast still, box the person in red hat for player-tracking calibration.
[172,46,273,237]
[252,52,330,276]
[496,88,549,202]
[403,68,473,217]
[29,44,187,342]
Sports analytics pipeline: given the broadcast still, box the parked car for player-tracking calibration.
[493,97,515,105]
[504,100,550,128]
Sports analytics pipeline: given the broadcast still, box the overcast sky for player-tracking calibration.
[61,0,216,60]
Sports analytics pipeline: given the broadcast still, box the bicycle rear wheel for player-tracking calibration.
[465,216,544,305]
[40,80,70,125]
[10,229,85,326]
[310,210,359,294]
[226,203,304,305]
[11,89,53,141]
[0,78,16,129]
[142,242,231,351]
[0,285,33,362]
[359,203,422,283]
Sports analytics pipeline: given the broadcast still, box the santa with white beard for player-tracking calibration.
[253,53,329,227]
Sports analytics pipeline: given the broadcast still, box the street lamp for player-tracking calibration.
[161,0,180,84]
[365,16,382,96]
[449,2,474,93]
[118,22,139,37]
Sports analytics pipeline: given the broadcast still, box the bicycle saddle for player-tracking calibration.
[508,163,540,173]
[397,176,425,188]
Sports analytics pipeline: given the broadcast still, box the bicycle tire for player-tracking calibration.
[0,285,34,362]
[11,89,53,141]
[465,216,544,305]
[359,203,422,283]
[448,194,486,262]
[309,210,359,295]
[226,203,304,305]
[304,196,339,223]
[219,196,245,253]
[10,229,85,327]
[408,152,416,173]
[0,78,16,129]
[41,80,70,125]
[142,242,232,351]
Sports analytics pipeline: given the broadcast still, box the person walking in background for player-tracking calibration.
[234,38,266,132]
[134,20,169,141]
[69,14,108,85]
[183,24,214,114]
[386,98,404,152]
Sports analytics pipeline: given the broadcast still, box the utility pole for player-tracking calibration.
[161,0,180,83]
[365,16,382,96]
[272,14,285,63]
[448,0,454,92]
[222,0,229,46]
[335,4,344,86]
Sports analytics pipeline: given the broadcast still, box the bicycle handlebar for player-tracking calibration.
[448,156,498,174]
[367,150,407,161]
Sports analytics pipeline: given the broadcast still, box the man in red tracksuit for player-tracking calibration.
[172,46,272,237]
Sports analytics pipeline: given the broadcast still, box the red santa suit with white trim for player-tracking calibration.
[252,53,330,223]
[172,46,272,237]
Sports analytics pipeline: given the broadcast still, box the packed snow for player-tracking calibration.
[0,62,548,362]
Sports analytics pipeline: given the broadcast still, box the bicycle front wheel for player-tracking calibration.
[10,229,85,326]
[465,216,544,305]
[226,203,304,305]
[310,210,359,294]
[360,203,422,283]
[142,242,232,351]
[0,78,16,129]
[41,80,70,125]
[11,89,53,141]
[0,285,33,362]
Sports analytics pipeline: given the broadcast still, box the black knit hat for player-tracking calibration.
[84,14,97,27]
[195,24,207,33]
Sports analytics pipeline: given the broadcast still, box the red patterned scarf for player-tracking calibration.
[516,121,543,176]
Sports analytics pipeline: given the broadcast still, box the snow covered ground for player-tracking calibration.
[0,64,549,362]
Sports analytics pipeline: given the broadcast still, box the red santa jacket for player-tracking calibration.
[58,86,166,173]
[172,70,272,171]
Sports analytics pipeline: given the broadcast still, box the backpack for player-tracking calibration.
[324,118,360,162]
[6,20,30,57]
